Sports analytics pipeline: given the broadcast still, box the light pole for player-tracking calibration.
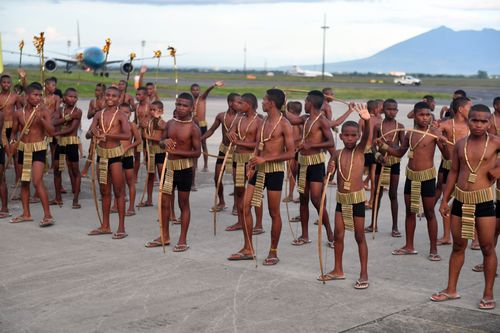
[243,42,247,76]
[321,13,329,81]
[67,40,71,57]
[141,40,146,65]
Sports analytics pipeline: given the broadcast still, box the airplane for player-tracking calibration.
[286,65,333,78]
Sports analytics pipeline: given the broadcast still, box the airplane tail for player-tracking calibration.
[0,33,4,73]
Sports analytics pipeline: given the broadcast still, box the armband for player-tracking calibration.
[381,143,389,151]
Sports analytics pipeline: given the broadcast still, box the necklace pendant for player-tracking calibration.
[258,142,264,151]
[468,173,477,183]
[343,181,351,191]
[408,150,414,159]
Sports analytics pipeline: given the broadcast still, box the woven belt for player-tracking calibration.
[297,152,325,194]
[336,190,365,231]
[219,143,234,173]
[96,145,124,184]
[199,120,207,127]
[18,140,48,182]
[251,161,285,207]
[4,120,13,129]
[58,136,80,146]
[219,143,229,154]
[233,152,253,188]
[454,186,494,240]
[160,158,193,195]
[406,167,436,213]
[1,120,13,146]
[147,144,165,173]
[441,159,452,170]
[136,143,143,152]
[497,188,500,201]
[385,155,400,166]
[123,148,134,157]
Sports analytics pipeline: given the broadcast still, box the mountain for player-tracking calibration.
[301,26,500,75]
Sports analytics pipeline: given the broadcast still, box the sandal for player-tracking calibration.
[364,226,377,233]
[354,280,369,289]
[428,253,441,261]
[9,216,34,224]
[479,299,496,310]
[391,230,402,238]
[39,217,55,227]
[88,228,112,236]
[145,239,170,248]
[125,211,136,216]
[112,232,128,240]
[262,257,279,266]
[136,202,153,208]
[48,199,62,206]
[173,244,190,252]
[72,203,81,209]
[430,291,461,302]
[392,248,418,255]
[209,205,226,212]
[0,212,12,219]
[253,228,265,235]
[317,273,345,281]
[472,263,484,272]
[437,239,452,246]
[289,216,301,223]
[110,208,118,214]
[227,252,254,261]
[225,224,242,232]
[292,237,312,246]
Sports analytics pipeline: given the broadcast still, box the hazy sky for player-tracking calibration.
[1,0,499,69]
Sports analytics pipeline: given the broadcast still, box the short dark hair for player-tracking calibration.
[151,100,164,109]
[454,89,467,98]
[423,95,434,102]
[190,83,200,90]
[145,82,155,87]
[25,82,43,94]
[241,93,258,109]
[96,83,106,89]
[119,103,132,111]
[383,98,397,108]
[0,74,11,81]
[342,120,359,131]
[451,96,470,113]
[469,104,491,118]
[106,86,120,94]
[266,88,285,110]
[413,102,430,114]
[45,77,56,84]
[322,87,333,94]
[367,100,377,113]
[64,87,77,95]
[306,90,325,109]
[287,101,302,114]
[493,97,500,105]
[177,92,194,106]
[119,79,127,84]
[227,92,240,103]
[137,87,147,93]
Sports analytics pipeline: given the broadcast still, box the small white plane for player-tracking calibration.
[286,65,333,78]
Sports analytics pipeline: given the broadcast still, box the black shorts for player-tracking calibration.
[404,178,436,198]
[375,162,400,176]
[172,167,193,192]
[335,202,365,218]
[297,163,325,183]
[155,152,166,165]
[122,156,134,170]
[497,200,500,219]
[18,149,46,165]
[0,146,4,165]
[438,161,450,183]
[364,153,376,166]
[97,156,122,166]
[232,161,248,169]
[249,171,284,191]
[451,200,496,218]
[294,152,299,161]
[65,144,79,162]
[200,126,207,135]
[5,128,12,141]
[54,145,65,160]
[216,150,225,165]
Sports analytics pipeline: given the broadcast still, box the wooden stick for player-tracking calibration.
[213,142,232,236]
[284,161,297,241]
[158,152,169,254]
[90,140,103,227]
[282,88,350,106]
[382,128,454,146]
[317,171,333,284]
[138,139,151,209]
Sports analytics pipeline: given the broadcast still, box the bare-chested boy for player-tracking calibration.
[134,87,151,182]
[10,82,55,227]
[435,96,471,245]
[320,104,371,288]
[140,101,167,207]
[379,102,447,260]
[228,88,295,265]
[51,88,83,208]
[283,101,302,204]
[285,90,336,247]
[117,80,135,108]
[224,93,264,237]
[82,83,106,177]
[431,104,500,310]
[87,86,131,239]
[365,99,404,237]
[146,92,201,251]
[191,81,223,173]
[201,93,239,211]
[0,97,7,218]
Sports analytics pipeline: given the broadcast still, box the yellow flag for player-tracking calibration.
[0,33,4,73]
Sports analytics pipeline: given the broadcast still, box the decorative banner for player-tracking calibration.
[18,39,24,70]
[153,50,162,83]
[32,32,45,85]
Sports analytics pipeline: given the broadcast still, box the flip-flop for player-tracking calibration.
[327,241,335,249]
[289,216,301,222]
[48,199,62,206]
[472,264,484,272]
[0,212,12,219]
[262,257,279,266]
[9,216,34,223]
[225,224,242,232]
[391,230,402,238]
[209,206,227,212]
[428,253,442,261]
[170,218,181,225]
[354,280,369,289]
[430,291,461,302]
[39,218,55,227]
[110,208,118,214]
[253,228,265,235]
[145,240,170,248]
[479,299,496,310]
[227,252,254,261]
[173,244,190,252]
[292,238,312,246]
[88,228,112,236]
[471,244,481,250]
[364,226,377,233]
[125,211,136,216]
[72,204,81,209]
[317,273,345,281]
[112,232,128,239]
[282,196,293,203]
[392,248,418,255]
[437,239,452,246]
[232,207,238,216]
[136,202,153,208]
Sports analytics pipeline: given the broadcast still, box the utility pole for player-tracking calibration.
[141,40,146,65]
[67,40,71,57]
[243,42,247,76]
[321,13,329,81]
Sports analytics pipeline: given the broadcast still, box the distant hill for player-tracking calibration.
[300,26,500,75]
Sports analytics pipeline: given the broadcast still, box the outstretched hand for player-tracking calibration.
[140,65,148,74]
[214,81,224,88]
[353,103,370,120]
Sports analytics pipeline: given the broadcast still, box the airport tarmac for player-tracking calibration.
[0,100,499,332]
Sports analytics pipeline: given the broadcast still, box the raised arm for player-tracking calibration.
[331,103,354,128]
[200,114,222,140]
[201,81,224,100]
[284,111,306,125]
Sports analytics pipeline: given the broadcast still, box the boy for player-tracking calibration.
[431,104,500,310]
[82,83,106,177]
[201,93,240,211]
[87,86,131,239]
[379,102,446,260]
[52,88,83,208]
[361,100,382,209]
[365,99,405,237]
[134,87,150,182]
[10,82,55,227]
[146,93,201,251]
[228,89,295,265]
[284,91,336,246]
[320,104,370,289]
[282,101,302,204]
[117,80,135,108]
